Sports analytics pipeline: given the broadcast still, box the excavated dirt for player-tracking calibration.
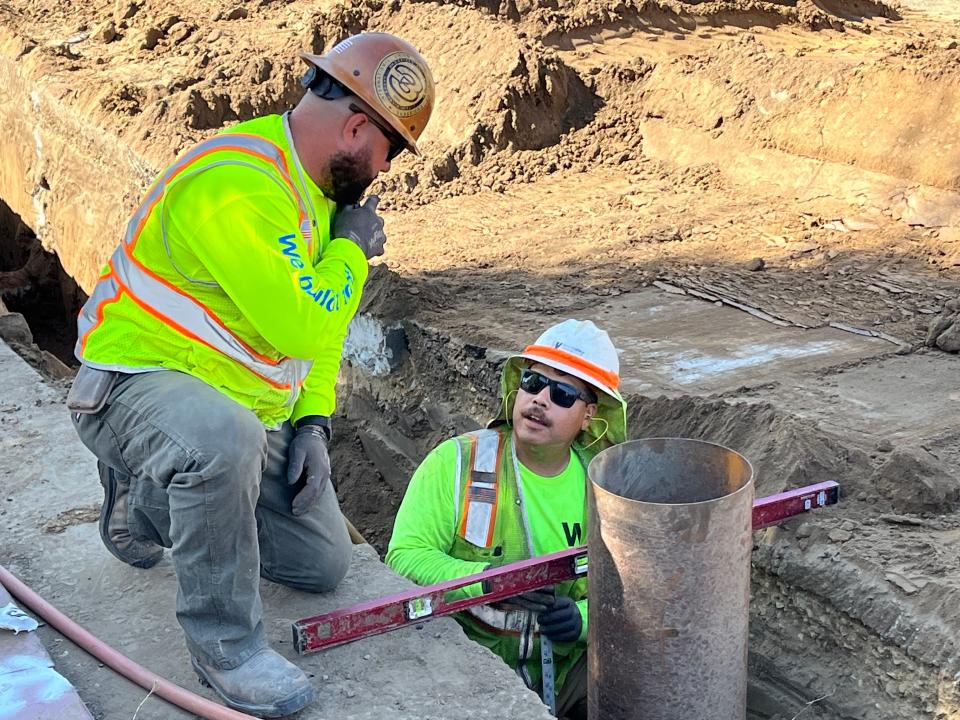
[1,0,960,718]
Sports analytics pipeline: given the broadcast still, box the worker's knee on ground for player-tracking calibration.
[265,534,351,594]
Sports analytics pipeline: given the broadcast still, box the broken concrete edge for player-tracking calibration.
[0,583,94,719]
[0,310,76,382]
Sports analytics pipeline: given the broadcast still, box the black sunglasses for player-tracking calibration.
[348,103,406,162]
[519,369,597,409]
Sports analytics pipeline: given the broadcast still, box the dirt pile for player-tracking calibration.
[2,0,912,208]
[628,394,960,514]
[487,0,899,37]
[1,0,598,168]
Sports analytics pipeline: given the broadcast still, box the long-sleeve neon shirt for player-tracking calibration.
[76,114,368,426]
[386,437,589,641]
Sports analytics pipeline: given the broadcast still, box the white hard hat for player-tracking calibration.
[515,319,622,403]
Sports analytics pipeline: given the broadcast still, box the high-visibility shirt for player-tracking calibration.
[386,427,590,692]
[75,114,368,427]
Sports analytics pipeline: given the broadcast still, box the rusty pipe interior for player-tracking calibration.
[587,437,754,720]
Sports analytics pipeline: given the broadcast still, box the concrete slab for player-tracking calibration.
[444,287,894,397]
[0,340,553,720]
[760,352,960,453]
[597,290,894,396]
[0,586,94,720]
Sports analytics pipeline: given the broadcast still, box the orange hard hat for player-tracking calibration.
[301,33,435,156]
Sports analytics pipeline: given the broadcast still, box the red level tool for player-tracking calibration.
[293,480,839,655]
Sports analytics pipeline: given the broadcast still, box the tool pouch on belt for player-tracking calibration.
[66,365,119,414]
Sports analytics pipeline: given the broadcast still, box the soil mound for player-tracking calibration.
[627,395,960,515]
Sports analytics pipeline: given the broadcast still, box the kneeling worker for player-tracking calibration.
[69,33,435,718]
[386,320,627,718]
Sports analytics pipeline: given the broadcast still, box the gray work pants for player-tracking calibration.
[556,653,587,720]
[71,370,351,669]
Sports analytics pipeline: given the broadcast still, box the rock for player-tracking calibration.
[224,6,249,20]
[167,22,193,45]
[250,57,272,84]
[925,310,960,352]
[794,522,812,539]
[141,26,163,50]
[841,215,880,231]
[95,20,117,43]
[935,320,960,353]
[159,14,181,32]
[884,572,919,595]
[0,313,33,346]
[41,352,75,381]
[744,257,765,272]
[114,0,140,21]
[828,529,852,543]
[876,439,893,453]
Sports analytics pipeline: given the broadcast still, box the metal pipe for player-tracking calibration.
[587,438,754,720]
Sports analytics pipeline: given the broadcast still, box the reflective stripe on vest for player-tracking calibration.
[458,429,502,547]
[458,430,531,645]
[78,133,314,396]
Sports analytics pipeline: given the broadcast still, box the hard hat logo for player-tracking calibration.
[300,32,435,154]
[376,52,429,119]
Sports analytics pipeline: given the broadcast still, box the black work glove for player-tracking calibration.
[332,195,386,259]
[494,588,556,614]
[537,596,582,643]
[286,422,331,516]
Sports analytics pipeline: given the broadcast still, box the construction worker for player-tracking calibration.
[387,320,627,719]
[65,33,434,718]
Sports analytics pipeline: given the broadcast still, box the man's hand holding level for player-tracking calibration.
[537,596,582,643]
[492,585,583,643]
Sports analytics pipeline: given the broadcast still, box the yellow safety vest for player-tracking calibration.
[76,115,368,426]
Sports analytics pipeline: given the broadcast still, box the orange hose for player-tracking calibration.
[0,564,257,720]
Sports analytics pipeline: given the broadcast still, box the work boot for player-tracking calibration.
[192,647,317,718]
[97,461,163,569]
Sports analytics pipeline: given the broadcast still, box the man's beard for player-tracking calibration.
[326,148,375,206]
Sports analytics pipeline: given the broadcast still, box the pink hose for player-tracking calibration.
[0,564,258,720]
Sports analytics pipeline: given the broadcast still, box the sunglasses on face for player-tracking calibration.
[348,103,406,161]
[518,369,597,409]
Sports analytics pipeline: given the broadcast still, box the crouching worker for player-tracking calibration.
[66,32,435,718]
[386,320,627,719]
